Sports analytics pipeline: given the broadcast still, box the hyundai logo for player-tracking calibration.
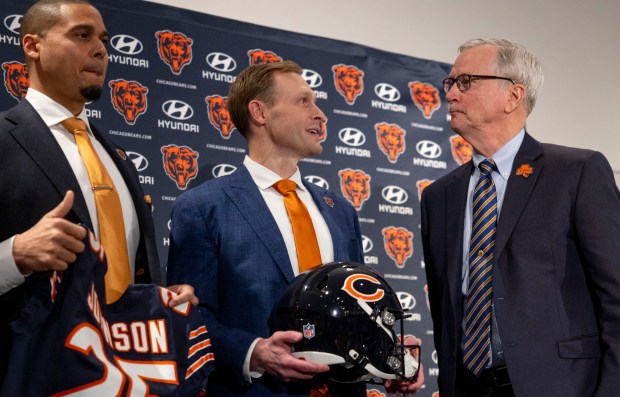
[397,291,416,310]
[382,185,408,205]
[362,235,373,253]
[206,52,237,72]
[338,128,366,147]
[302,69,323,88]
[432,350,438,364]
[162,100,194,120]
[3,15,21,34]
[125,151,149,172]
[416,140,442,159]
[374,83,400,102]
[110,34,143,55]
[167,219,172,230]
[304,175,329,189]
[212,164,237,178]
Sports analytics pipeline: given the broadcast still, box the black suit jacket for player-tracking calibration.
[421,132,620,397]
[0,100,160,384]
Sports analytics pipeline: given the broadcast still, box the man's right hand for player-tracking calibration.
[13,191,86,274]
[250,331,330,381]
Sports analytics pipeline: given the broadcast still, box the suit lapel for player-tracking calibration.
[494,133,543,257]
[224,166,295,282]
[5,101,90,224]
[445,164,472,327]
[303,180,345,260]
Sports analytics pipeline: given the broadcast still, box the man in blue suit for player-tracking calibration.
[167,61,423,396]
[0,0,195,386]
[421,38,620,397]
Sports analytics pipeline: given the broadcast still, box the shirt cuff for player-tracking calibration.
[0,236,27,295]
[243,338,265,383]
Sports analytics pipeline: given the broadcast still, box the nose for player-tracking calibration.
[445,82,459,103]
[313,102,327,123]
[93,39,107,59]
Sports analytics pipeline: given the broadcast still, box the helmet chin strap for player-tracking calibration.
[349,348,397,380]
[356,299,394,337]
[353,299,420,380]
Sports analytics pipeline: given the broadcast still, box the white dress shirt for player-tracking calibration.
[241,155,335,380]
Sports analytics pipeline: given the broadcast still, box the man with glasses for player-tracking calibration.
[421,38,620,397]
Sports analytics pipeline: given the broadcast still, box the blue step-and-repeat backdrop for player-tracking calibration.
[0,1,475,395]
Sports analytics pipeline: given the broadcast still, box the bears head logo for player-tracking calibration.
[382,226,413,268]
[109,79,148,125]
[205,95,236,139]
[449,134,473,165]
[375,122,406,163]
[247,49,283,65]
[416,179,433,201]
[339,168,371,211]
[332,64,364,105]
[318,118,327,143]
[2,61,29,101]
[366,390,387,397]
[409,81,441,119]
[155,30,193,75]
[161,145,199,190]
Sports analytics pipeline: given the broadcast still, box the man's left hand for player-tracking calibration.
[166,284,199,306]
[384,363,424,395]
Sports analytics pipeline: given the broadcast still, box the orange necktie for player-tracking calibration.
[63,117,131,303]
[273,179,322,273]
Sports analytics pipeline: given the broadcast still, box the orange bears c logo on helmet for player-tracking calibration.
[109,79,148,125]
[342,273,385,302]
[409,81,441,119]
[2,61,29,101]
[339,168,371,211]
[366,389,387,397]
[416,179,433,201]
[155,30,193,75]
[449,134,473,165]
[375,122,406,163]
[205,95,236,139]
[382,227,413,268]
[332,64,364,105]
[161,145,199,190]
[247,49,283,65]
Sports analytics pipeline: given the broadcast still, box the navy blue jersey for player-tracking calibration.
[1,227,213,396]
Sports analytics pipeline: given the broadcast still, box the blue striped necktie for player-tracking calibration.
[463,158,498,376]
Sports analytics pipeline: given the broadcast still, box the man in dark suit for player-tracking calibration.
[167,61,424,396]
[0,0,195,386]
[421,38,620,397]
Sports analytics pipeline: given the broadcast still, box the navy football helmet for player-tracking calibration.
[268,262,420,383]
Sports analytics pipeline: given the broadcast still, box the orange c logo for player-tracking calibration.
[342,274,385,302]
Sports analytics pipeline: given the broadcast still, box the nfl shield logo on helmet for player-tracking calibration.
[302,323,316,339]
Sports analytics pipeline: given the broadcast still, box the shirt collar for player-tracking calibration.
[243,156,306,192]
[25,88,91,133]
[472,129,525,180]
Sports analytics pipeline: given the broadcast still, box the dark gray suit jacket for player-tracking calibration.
[421,132,620,397]
[0,100,160,384]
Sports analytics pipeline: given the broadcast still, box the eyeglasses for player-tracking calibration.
[443,74,514,93]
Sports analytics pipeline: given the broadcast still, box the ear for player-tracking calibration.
[22,34,41,62]
[248,99,266,125]
[504,83,526,113]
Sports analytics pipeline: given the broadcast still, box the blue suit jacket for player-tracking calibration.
[421,132,620,397]
[167,165,365,396]
[0,100,160,385]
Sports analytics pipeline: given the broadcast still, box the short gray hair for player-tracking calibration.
[458,38,543,114]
